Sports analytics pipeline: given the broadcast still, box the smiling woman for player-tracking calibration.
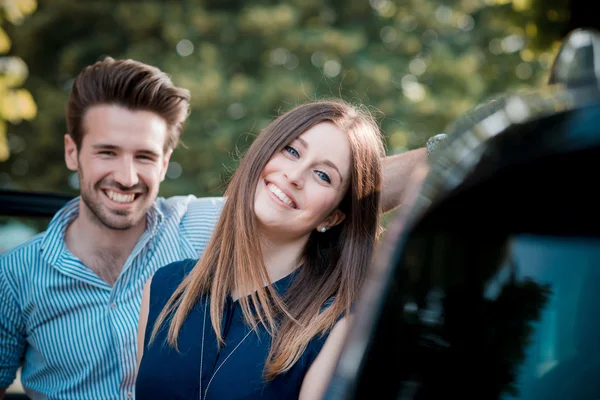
[135,99,386,400]
[254,121,351,242]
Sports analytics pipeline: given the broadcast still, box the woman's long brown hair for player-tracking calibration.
[149,99,385,379]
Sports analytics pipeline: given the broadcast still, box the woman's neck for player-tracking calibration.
[261,233,309,284]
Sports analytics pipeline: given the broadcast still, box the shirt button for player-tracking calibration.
[127,392,133,398]
[111,303,117,309]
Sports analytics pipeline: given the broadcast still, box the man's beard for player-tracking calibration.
[79,175,152,230]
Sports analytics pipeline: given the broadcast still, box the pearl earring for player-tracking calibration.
[320,227,327,233]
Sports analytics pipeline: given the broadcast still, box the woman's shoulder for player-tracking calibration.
[305,297,347,347]
[297,298,350,374]
[145,259,199,325]
[150,258,198,294]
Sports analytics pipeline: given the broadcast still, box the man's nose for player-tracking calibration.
[114,157,139,188]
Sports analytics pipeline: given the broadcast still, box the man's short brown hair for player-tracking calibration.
[66,57,190,152]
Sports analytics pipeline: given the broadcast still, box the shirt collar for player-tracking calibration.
[39,196,164,265]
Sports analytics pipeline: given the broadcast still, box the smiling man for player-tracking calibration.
[63,104,175,285]
[0,57,430,400]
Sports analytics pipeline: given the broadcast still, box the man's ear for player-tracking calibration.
[64,134,79,172]
[317,209,346,232]
[160,149,173,182]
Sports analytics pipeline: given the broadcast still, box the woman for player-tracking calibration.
[135,99,385,399]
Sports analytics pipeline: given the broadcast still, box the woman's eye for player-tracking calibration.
[316,170,331,184]
[284,145,299,158]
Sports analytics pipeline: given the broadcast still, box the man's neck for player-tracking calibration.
[64,202,147,285]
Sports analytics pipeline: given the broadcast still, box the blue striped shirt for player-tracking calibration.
[0,195,224,399]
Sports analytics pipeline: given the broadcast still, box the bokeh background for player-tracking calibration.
[1,0,569,199]
[0,0,579,394]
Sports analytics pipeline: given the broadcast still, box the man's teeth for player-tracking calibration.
[106,190,135,203]
[267,183,296,208]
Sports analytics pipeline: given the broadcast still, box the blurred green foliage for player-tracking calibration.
[0,0,38,162]
[0,0,568,198]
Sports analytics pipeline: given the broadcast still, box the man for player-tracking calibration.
[0,57,431,400]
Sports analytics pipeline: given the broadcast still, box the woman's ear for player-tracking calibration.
[316,209,346,233]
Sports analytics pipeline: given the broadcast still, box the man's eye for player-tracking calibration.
[284,145,299,158]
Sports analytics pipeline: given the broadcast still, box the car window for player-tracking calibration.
[0,216,50,253]
[330,232,600,400]
[499,234,600,399]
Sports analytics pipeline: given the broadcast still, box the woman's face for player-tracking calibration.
[254,121,352,241]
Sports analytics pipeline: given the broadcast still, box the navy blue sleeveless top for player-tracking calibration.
[135,259,333,400]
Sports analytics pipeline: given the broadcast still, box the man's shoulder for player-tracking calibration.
[185,194,225,209]
[154,195,224,251]
[0,232,46,290]
[158,195,225,231]
[157,195,225,216]
[0,231,45,268]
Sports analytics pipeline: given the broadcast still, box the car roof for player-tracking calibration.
[0,189,73,218]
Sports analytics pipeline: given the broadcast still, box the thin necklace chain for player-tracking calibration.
[198,302,207,400]
[198,300,253,400]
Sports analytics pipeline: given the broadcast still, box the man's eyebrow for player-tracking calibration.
[137,149,161,158]
[92,144,161,158]
[92,144,120,150]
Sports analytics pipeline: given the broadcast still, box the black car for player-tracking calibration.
[324,28,600,400]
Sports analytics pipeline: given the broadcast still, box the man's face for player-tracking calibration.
[65,104,171,230]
